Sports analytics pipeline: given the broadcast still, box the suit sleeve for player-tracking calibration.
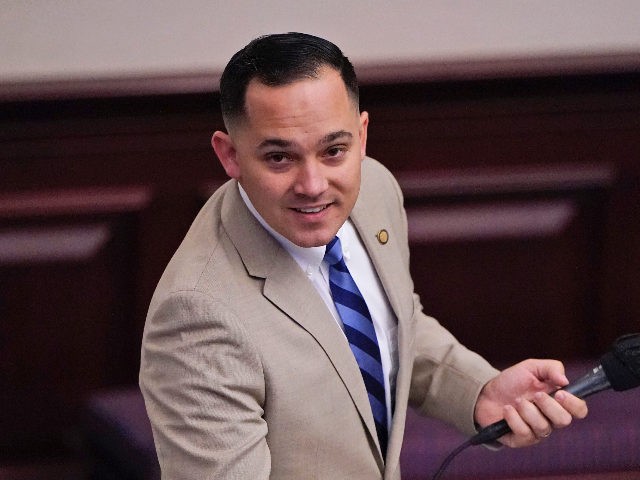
[378,158,500,436]
[139,290,270,479]
[408,301,499,435]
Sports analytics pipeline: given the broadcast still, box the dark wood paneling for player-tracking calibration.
[1,69,639,459]
[361,75,640,356]
[0,188,150,458]
[400,164,612,362]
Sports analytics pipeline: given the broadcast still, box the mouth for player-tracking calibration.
[293,204,330,214]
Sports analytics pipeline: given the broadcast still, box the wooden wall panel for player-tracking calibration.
[360,76,640,356]
[1,70,639,459]
[396,164,613,362]
[0,188,150,458]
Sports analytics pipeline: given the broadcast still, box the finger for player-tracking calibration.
[532,391,572,429]
[554,390,589,420]
[499,402,538,448]
[500,401,555,447]
[516,395,554,439]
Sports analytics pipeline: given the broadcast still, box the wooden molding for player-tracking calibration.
[407,200,577,243]
[397,163,615,199]
[0,186,153,219]
[0,223,112,265]
[357,51,640,85]
[1,51,638,102]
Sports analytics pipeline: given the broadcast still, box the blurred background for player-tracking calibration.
[1,1,639,478]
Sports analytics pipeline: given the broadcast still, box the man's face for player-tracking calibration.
[213,67,368,248]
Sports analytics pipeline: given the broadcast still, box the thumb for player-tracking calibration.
[533,359,569,388]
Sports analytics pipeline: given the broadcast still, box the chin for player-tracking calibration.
[292,238,328,248]
[291,232,336,248]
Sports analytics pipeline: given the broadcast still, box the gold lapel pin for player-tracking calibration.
[376,229,389,245]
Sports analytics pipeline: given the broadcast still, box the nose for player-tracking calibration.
[293,160,329,197]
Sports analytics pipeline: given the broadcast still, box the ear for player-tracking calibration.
[212,131,240,179]
[358,111,369,160]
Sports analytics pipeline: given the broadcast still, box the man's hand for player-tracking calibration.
[474,359,588,448]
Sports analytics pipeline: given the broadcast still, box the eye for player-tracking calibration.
[325,145,347,159]
[265,152,293,170]
[267,153,287,163]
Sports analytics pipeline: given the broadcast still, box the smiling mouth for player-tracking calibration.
[293,204,330,214]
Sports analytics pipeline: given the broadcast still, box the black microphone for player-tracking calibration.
[470,333,640,445]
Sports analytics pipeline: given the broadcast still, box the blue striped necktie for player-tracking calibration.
[324,236,388,457]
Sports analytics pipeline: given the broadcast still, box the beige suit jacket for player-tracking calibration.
[139,157,499,479]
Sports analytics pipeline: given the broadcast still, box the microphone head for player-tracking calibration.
[600,333,640,391]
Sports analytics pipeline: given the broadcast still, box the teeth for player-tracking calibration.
[296,205,326,213]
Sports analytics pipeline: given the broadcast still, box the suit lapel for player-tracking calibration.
[221,181,383,461]
[262,255,381,447]
[351,160,417,472]
[351,182,410,327]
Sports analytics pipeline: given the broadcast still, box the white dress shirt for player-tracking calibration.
[238,184,398,429]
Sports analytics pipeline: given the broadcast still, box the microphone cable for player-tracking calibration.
[431,422,504,480]
[430,437,473,480]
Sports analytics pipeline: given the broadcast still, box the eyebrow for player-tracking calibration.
[257,138,292,150]
[320,130,353,145]
[256,130,354,151]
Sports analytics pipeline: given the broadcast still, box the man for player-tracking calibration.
[139,32,587,479]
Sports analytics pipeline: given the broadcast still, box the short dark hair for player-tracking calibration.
[219,32,359,128]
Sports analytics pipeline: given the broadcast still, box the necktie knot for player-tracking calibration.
[324,236,343,266]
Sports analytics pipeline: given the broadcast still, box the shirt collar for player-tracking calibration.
[237,182,330,276]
